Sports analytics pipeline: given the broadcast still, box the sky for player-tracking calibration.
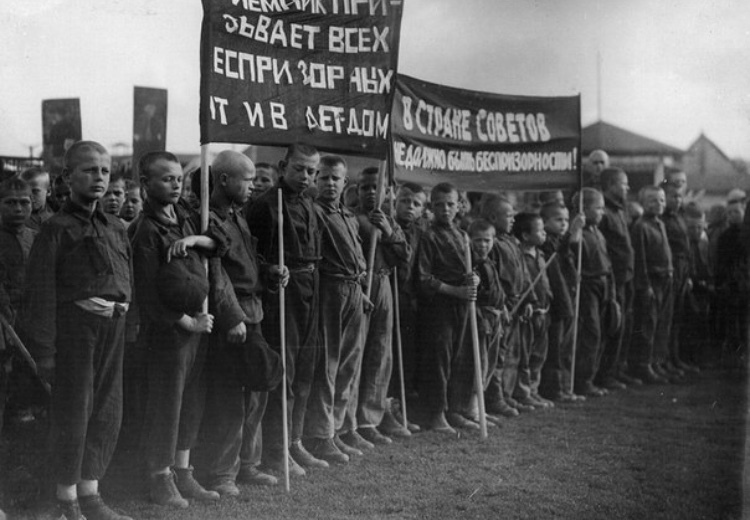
[1,0,749,159]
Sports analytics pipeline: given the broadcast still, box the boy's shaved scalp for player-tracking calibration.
[211,150,254,182]
[600,167,626,189]
[64,140,108,172]
[320,155,347,170]
[138,151,180,180]
[479,193,512,219]
[19,166,50,183]
[468,218,495,237]
[397,182,424,197]
[431,182,458,200]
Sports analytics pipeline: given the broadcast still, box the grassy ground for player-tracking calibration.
[1,368,746,519]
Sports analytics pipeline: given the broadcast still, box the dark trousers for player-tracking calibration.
[598,279,633,381]
[417,295,471,414]
[51,303,126,484]
[541,315,574,397]
[485,317,521,405]
[240,391,267,471]
[143,326,206,471]
[456,307,502,413]
[304,277,364,439]
[390,290,418,397]
[574,278,608,390]
[261,270,318,455]
[630,275,673,367]
[356,273,393,429]
[198,323,267,483]
[668,267,690,364]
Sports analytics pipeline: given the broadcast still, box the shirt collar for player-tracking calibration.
[63,199,108,224]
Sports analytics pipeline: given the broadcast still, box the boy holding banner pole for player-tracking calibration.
[416,183,479,433]
[245,143,324,477]
[355,167,411,443]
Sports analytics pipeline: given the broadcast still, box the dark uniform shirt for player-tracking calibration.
[600,194,634,284]
[662,207,692,277]
[541,232,576,318]
[21,200,132,358]
[26,203,54,232]
[315,200,366,278]
[523,247,552,310]
[490,233,533,307]
[245,179,320,267]
[473,256,504,309]
[356,208,410,274]
[0,224,36,322]
[630,214,673,291]
[579,224,612,279]
[417,220,469,298]
[395,218,425,300]
[207,202,265,325]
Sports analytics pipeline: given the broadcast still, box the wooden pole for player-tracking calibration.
[364,161,387,302]
[200,144,210,314]
[509,252,557,318]
[463,235,488,440]
[277,188,291,492]
[391,269,409,429]
[569,194,585,396]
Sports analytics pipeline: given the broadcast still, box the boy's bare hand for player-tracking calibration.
[368,209,393,237]
[167,237,196,263]
[189,313,214,334]
[451,284,477,301]
[363,294,374,313]
[569,214,585,242]
[227,321,247,344]
[268,265,290,288]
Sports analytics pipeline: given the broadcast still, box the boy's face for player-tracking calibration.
[66,150,111,204]
[120,187,143,222]
[395,189,426,224]
[608,172,629,202]
[458,194,471,216]
[0,190,32,228]
[431,190,459,225]
[471,228,495,260]
[490,201,515,234]
[667,171,687,194]
[224,165,255,205]
[357,173,379,211]
[281,151,319,194]
[686,216,705,241]
[584,194,605,225]
[665,188,682,212]
[27,173,50,211]
[544,208,569,236]
[525,218,547,247]
[726,203,745,225]
[143,159,183,207]
[252,167,275,195]
[642,190,665,217]
[54,182,71,207]
[102,179,126,215]
[316,163,348,203]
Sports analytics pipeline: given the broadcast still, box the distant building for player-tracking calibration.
[582,120,684,193]
[681,133,750,195]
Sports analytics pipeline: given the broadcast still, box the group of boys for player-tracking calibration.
[0,139,735,520]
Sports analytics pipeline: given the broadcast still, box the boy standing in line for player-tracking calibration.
[245,143,325,476]
[416,183,479,433]
[21,141,133,520]
[628,186,673,384]
[304,155,370,462]
[131,151,218,508]
[354,167,410,443]
[597,168,639,389]
[574,189,615,398]
[101,174,126,217]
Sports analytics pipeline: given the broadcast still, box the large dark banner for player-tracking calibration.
[42,98,82,174]
[200,0,404,159]
[133,87,168,165]
[392,75,581,191]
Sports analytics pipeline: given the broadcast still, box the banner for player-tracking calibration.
[133,86,168,165]
[42,98,81,174]
[199,0,404,159]
[391,75,581,191]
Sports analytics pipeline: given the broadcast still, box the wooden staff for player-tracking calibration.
[464,235,488,440]
[277,187,291,492]
[200,144,210,314]
[509,252,557,318]
[569,193,585,395]
[364,161,387,302]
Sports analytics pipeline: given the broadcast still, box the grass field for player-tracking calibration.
[1,368,747,519]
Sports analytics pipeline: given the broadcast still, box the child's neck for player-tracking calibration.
[152,201,176,221]
[521,242,537,253]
